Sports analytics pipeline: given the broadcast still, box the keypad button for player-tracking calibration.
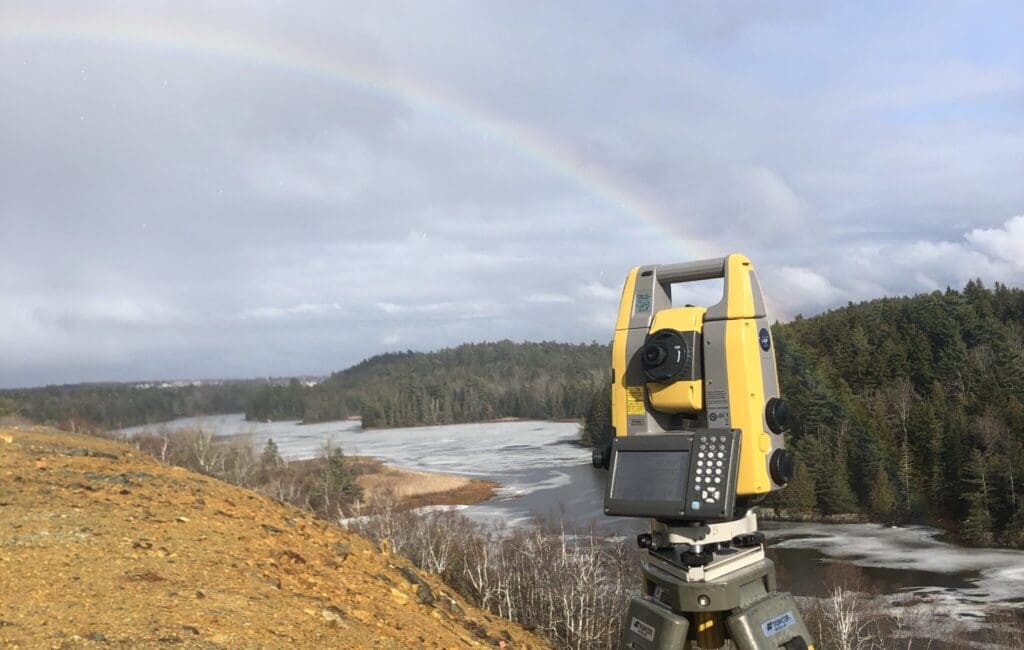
[714,477,721,484]
[717,452,724,459]
[698,452,705,459]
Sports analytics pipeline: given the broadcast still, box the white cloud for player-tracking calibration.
[965,215,1024,270]
[523,293,573,304]
[579,282,621,301]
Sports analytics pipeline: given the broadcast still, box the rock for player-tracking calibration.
[321,605,348,628]
[415,584,435,606]
[195,589,207,599]
[181,625,200,635]
[125,570,165,582]
[85,632,107,642]
[132,539,153,550]
[279,549,306,564]
[261,524,284,535]
[0,434,12,444]
[331,541,352,560]
[397,566,435,605]
[263,574,282,589]
[389,588,410,606]
[440,594,465,617]
[175,516,190,523]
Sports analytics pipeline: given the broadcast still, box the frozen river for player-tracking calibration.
[120,415,1024,632]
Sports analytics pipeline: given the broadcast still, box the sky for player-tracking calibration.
[2,1,1023,388]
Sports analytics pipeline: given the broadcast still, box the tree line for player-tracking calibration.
[0,380,262,430]
[243,340,610,428]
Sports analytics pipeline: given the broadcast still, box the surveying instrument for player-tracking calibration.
[593,254,814,650]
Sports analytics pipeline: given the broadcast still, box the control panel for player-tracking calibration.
[603,429,741,522]
[685,430,740,518]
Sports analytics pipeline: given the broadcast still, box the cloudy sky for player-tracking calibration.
[2,1,1023,387]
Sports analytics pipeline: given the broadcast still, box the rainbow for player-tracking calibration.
[1,11,711,255]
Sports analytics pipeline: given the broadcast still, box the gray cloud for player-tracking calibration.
[2,1,1023,387]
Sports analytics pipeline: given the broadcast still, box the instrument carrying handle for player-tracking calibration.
[655,257,727,284]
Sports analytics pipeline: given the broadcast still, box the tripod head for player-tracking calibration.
[597,254,795,524]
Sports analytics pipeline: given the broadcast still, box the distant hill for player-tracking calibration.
[0,379,264,430]
[245,340,610,428]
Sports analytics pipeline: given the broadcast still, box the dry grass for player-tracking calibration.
[358,464,477,498]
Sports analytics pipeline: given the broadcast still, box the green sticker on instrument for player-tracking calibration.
[635,293,651,314]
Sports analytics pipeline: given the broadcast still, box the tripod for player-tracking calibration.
[618,511,814,650]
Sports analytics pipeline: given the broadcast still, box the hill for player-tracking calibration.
[244,340,609,427]
[0,380,263,430]
[0,425,547,648]
[768,280,1024,546]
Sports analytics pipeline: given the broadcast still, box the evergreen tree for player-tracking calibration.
[320,446,362,518]
[580,385,613,448]
[260,438,282,470]
[775,459,817,514]
[868,463,897,521]
[962,449,994,545]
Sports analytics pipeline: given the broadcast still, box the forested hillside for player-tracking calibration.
[245,340,609,427]
[772,280,1024,546]
[0,380,261,430]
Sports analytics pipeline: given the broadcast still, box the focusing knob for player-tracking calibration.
[636,534,655,550]
[732,532,765,548]
[641,330,690,383]
[681,550,714,567]
[770,449,796,485]
[592,445,611,470]
[766,397,788,433]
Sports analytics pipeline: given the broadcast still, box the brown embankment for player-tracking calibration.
[0,426,547,649]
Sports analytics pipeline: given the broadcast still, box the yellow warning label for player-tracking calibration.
[626,387,646,416]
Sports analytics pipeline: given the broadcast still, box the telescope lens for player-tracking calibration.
[642,344,667,367]
[641,330,690,383]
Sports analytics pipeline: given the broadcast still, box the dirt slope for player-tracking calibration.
[0,426,549,649]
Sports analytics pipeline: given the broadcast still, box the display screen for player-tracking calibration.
[610,450,689,502]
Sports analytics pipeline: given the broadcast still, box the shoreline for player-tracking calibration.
[347,455,499,512]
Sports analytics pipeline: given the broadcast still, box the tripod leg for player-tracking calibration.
[726,592,814,650]
[618,597,689,649]
[694,612,725,649]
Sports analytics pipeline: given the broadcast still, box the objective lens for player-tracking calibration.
[642,344,666,366]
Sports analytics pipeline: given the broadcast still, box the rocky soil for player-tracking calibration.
[0,426,548,649]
